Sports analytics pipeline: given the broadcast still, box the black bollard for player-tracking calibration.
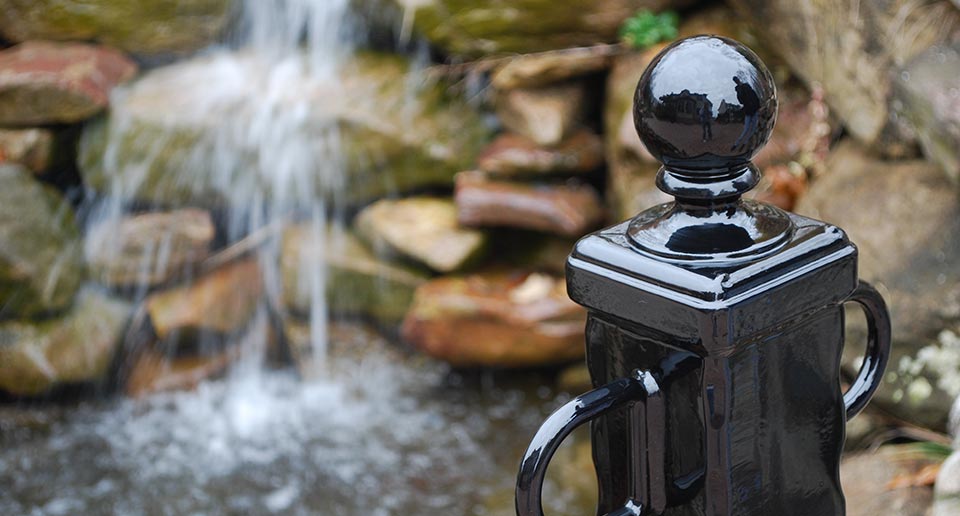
[515,35,891,516]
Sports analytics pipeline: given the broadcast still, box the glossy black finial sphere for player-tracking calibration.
[634,35,777,172]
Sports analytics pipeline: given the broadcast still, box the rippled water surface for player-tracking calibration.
[0,340,595,516]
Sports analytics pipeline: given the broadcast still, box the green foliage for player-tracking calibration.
[899,440,955,461]
[619,10,679,50]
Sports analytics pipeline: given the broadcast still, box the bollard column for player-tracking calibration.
[516,35,891,516]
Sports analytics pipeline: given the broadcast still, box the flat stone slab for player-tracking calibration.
[401,271,586,367]
[86,209,215,288]
[477,129,604,178]
[455,171,604,237]
[354,197,487,273]
[491,45,619,90]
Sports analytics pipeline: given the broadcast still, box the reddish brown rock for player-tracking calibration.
[495,82,587,146]
[0,128,53,173]
[125,348,237,398]
[0,41,137,125]
[145,259,263,340]
[477,130,604,177]
[752,86,833,171]
[401,271,586,368]
[750,164,808,212]
[454,171,604,237]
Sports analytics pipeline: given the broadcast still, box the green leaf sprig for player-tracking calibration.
[619,10,679,50]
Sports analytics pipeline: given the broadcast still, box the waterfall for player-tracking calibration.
[85,0,363,372]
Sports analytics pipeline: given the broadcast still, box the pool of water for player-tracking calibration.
[0,332,596,516]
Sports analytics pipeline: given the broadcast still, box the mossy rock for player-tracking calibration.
[0,164,84,319]
[78,51,492,209]
[393,0,696,57]
[0,288,131,396]
[281,224,429,326]
[0,0,231,56]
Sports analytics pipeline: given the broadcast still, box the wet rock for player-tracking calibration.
[393,0,696,57]
[454,171,604,237]
[124,347,237,398]
[0,128,54,174]
[841,445,938,516]
[281,224,428,326]
[728,0,960,156]
[495,233,577,275]
[354,197,487,273]
[495,82,587,147]
[0,41,137,125]
[477,130,604,178]
[0,288,131,396]
[0,164,84,319]
[0,0,231,56]
[145,259,263,340]
[796,141,960,430]
[491,45,618,90]
[933,450,960,516]
[402,271,586,368]
[79,51,491,208]
[894,43,960,182]
[283,318,405,377]
[85,209,215,288]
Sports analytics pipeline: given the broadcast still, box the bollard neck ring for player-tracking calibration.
[656,163,760,203]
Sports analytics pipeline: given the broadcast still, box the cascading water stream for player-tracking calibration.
[0,2,592,514]
[88,0,358,370]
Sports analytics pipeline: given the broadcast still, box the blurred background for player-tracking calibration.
[0,0,958,514]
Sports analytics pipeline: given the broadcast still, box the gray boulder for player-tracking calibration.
[728,0,960,156]
[894,43,960,182]
[797,141,960,430]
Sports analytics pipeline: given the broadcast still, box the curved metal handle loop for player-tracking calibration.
[516,370,665,516]
[843,281,892,420]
